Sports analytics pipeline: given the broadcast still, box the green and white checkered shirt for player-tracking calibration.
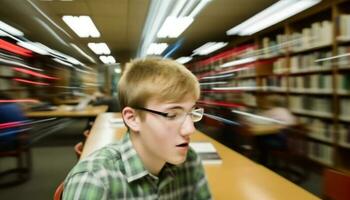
[63,133,212,199]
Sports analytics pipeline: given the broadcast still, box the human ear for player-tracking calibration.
[122,107,140,132]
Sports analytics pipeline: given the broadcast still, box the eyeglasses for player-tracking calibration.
[134,107,204,123]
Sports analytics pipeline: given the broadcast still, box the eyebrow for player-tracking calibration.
[165,104,196,111]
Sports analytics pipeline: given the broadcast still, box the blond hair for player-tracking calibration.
[118,57,200,110]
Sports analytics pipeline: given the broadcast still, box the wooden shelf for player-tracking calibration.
[289,89,333,95]
[187,1,350,172]
[308,156,334,168]
[235,75,257,79]
[291,110,333,119]
[339,116,350,123]
[290,43,332,55]
[288,67,333,75]
[306,134,334,145]
[337,36,350,45]
[337,143,350,150]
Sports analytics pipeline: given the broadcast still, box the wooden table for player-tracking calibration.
[81,113,320,200]
[25,105,108,118]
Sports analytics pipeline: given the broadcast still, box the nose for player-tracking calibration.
[180,115,196,136]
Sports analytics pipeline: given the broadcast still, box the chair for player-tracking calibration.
[323,169,350,200]
[0,131,32,187]
[74,141,83,159]
[54,181,64,200]
[263,124,308,183]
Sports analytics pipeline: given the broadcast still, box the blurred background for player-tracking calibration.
[0,0,350,199]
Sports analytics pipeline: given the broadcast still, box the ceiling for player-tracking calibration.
[0,0,277,66]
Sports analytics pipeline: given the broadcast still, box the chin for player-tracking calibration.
[168,155,187,165]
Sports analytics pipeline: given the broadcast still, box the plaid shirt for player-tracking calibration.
[63,133,212,199]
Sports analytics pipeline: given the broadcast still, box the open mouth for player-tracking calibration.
[176,142,189,147]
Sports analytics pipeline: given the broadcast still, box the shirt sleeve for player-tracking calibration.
[63,171,108,200]
[192,153,212,200]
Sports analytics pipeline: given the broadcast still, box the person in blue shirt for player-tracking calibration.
[0,92,28,151]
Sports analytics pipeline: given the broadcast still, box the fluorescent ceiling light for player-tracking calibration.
[62,15,100,38]
[187,0,211,18]
[157,17,193,38]
[88,43,111,55]
[156,0,211,38]
[138,0,212,57]
[193,42,228,55]
[0,20,24,36]
[99,55,116,64]
[147,43,168,55]
[221,57,258,68]
[226,0,321,36]
[176,56,192,64]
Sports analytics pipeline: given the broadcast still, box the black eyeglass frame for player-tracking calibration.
[133,106,204,122]
[134,107,170,117]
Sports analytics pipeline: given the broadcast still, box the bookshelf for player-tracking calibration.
[188,0,350,173]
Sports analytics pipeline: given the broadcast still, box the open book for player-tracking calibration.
[190,142,222,165]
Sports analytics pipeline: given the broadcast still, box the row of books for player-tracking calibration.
[241,93,257,107]
[336,14,350,41]
[273,58,288,74]
[212,72,348,95]
[290,51,332,72]
[338,124,350,148]
[290,20,333,52]
[307,141,334,166]
[261,76,287,89]
[298,117,334,143]
[289,74,332,92]
[256,20,333,55]
[236,67,256,77]
[255,19,332,58]
[0,79,13,90]
[201,93,222,102]
[192,64,219,74]
[337,46,350,68]
[0,66,15,76]
[298,116,350,149]
[259,35,288,58]
[230,79,257,88]
[289,96,333,116]
[337,73,350,94]
[339,98,350,120]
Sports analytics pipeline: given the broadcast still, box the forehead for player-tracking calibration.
[146,96,196,110]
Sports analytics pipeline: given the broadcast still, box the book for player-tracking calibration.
[190,142,222,165]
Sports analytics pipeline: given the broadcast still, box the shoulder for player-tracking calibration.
[66,143,124,180]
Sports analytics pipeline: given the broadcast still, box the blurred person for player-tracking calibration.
[0,92,29,151]
[255,96,297,165]
[91,89,121,112]
[63,58,212,199]
[260,96,296,126]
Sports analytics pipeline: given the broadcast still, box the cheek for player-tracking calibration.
[143,121,176,146]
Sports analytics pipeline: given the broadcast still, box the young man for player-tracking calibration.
[63,58,212,199]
